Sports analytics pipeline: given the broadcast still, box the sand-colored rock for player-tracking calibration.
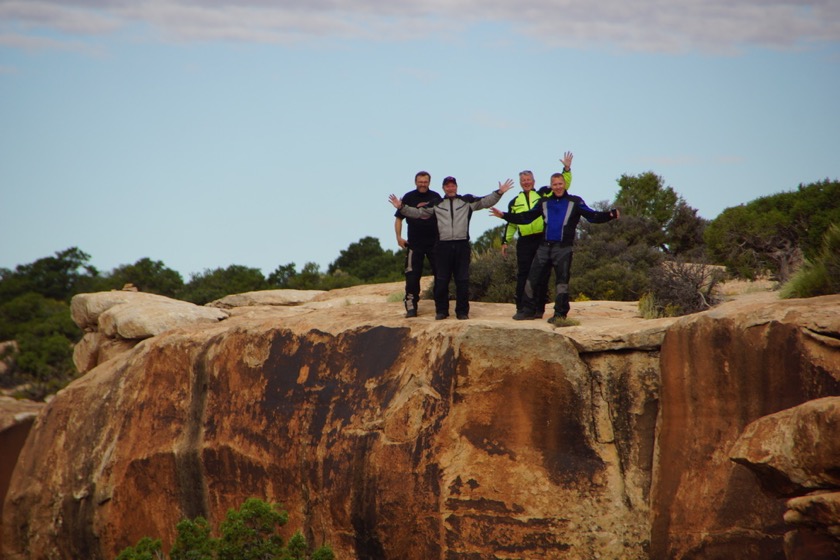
[3,284,839,560]
[208,289,326,308]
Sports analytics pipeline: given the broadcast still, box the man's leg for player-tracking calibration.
[433,242,453,318]
[403,245,423,316]
[514,242,531,312]
[516,244,550,319]
[453,241,471,318]
[517,235,544,316]
[550,246,574,319]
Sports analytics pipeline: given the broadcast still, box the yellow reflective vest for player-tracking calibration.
[502,170,572,244]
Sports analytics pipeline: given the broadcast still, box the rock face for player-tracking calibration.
[730,397,840,560]
[0,395,44,554]
[651,294,840,559]
[2,286,839,559]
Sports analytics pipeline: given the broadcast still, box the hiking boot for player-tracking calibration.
[456,314,469,320]
[405,308,418,318]
[512,311,537,321]
[435,313,449,320]
[547,314,567,325]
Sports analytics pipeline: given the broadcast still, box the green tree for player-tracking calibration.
[267,263,298,288]
[115,537,164,560]
[665,200,709,260]
[613,172,706,258]
[614,172,677,235]
[216,498,287,560]
[170,517,214,560]
[327,236,402,283]
[286,262,325,290]
[705,179,840,280]
[572,213,664,301]
[178,266,267,305]
[0,292,80,399]
[116,498,333,560]
[471,225,506,254]
[0,247,99,304]
[103,258,185,297]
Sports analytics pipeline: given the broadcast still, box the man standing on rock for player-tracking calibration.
[491,171,619,324]
[501,152,574,318]
[394,171,442,318]
[390,176,514,321]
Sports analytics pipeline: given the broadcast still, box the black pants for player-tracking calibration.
[522,243,574,317]
[515,233,548,314]
[433,240,470,316]
[404,241,436,312]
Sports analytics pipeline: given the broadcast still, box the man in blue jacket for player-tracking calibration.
[501,152,574,318]
[492,172,619,323]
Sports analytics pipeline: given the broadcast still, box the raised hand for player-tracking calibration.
[497,178,514,194]
[560,151,573,169]
[388,194,402,209]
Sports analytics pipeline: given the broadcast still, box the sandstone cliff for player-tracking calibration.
[2,283,839,559]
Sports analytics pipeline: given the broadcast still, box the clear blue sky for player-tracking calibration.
[1,1,838,280]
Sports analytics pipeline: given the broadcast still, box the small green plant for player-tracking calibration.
[115,537,164,560]
[115,498,333,560]
[549,316,580,327]
[780,224,840,299]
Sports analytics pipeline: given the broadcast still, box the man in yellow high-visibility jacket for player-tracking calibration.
[501,151,573,318]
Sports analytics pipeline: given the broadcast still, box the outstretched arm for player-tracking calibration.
[470,179,515,211]
[390,194,433,218]
[490,203,542,225]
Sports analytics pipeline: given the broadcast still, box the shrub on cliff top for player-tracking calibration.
[780,223,840,299]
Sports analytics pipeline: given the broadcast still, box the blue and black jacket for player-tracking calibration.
[501,193,617,247]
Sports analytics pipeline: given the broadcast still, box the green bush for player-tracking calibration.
[115,498,333,560]
[781,223,840,299]
[468,247,516,303]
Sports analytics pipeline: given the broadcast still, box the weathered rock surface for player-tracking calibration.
[3,284,840,560]
[209,289,326,308]
[730,397,840,560]
[0,396,44,554]
[71,291,230,374]
[651,293,840,559]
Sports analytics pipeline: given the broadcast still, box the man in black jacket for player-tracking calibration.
[391,176,514,320]
[394,171,442,318]
[492,172,619,323]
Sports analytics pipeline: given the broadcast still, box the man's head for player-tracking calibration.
[519,170,535,192]
[549,172,567,197]
[442,176,458,197]
[415,171,431,192]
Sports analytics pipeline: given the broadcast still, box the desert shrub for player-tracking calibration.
[639,260,725,318]
[781,223,840,299]
[468,247,517,303]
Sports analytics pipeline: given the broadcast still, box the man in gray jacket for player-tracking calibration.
[389,176,514,320]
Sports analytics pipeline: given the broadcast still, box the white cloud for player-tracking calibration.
[0,0,838,52]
